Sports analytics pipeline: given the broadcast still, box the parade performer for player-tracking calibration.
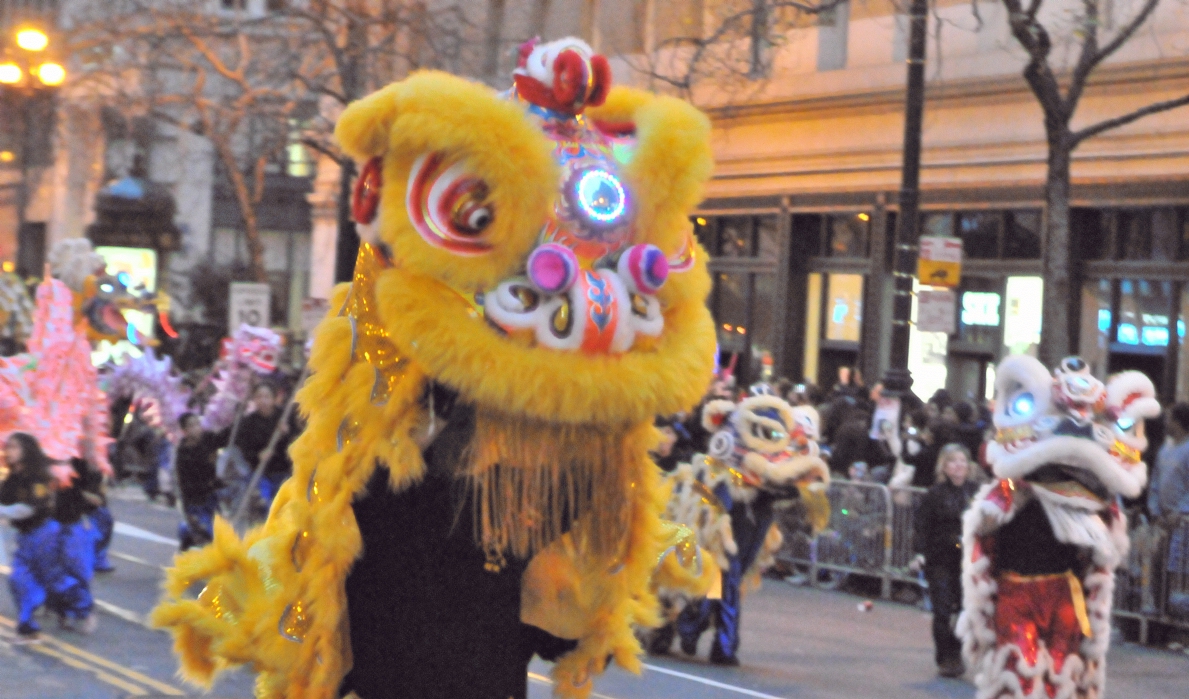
[52,457,104,633]
[152,36,716,699]
[958,356,1160,699]
[646,394,830,664]
[175,413,222,550]
[0,433,72,643]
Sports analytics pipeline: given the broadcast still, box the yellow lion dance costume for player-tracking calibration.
[152,37,716,699]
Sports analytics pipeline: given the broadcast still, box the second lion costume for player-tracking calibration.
[152,37,717,699]
[958,355,1160,699]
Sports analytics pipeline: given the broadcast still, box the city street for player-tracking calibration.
[0,486,1184,699]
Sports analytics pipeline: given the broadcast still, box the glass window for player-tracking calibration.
[1116,210,1153,261]
[957,211,1000,259]
[757,216,781,261]
[957,277,1000,348]
[1075,210,1109,260]
[824,273,863,342]
[1004,210,1041,259]
[908,278,950,403]
[1178,284,1189,402]
[714,273,750,353]
[827,214,868,257]
[693,216,714,253]
[1078,279,1111,377]
[1151,208,1179,261]
[1003,276,1043,357]
[804,273,823,384]
[751,274,778,381]
[1116,279,1173,348]
[718,217,754,258]
[922,212,953,239]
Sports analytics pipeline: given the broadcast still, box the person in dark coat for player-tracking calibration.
[912,443,979,677]
[176,413,223,550]
[52,457,104,633]
[229,383,299,506]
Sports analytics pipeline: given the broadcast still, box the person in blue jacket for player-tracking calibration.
[52,457,103,634]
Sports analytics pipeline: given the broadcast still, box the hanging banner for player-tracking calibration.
[918,236,963,288]
[917,289,957,334]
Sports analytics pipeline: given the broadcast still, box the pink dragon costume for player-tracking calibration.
[958,355,1159,699]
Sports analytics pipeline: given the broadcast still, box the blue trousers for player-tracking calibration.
[676,553,743,660]
[55,520,96,620]
[178,494,218,551]
[91,506,114,572]
[259,472,287,507]
[9,520,79,632]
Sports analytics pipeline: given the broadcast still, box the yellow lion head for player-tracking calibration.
[334,62,716,427]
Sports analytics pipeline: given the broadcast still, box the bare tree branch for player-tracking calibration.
[1073,91,1189,144]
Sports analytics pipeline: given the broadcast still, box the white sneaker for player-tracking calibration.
[76,615,98,635]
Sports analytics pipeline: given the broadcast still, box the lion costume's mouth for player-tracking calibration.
[1024,464,1110,503]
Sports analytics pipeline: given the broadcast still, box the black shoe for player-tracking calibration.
[938,659,965,678]
[710,647,741,666]
[679,636,698,656]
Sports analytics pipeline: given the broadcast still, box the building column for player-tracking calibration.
[308,154,341,301]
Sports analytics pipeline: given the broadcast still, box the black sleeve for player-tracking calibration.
[913,488,936,557]
[521,623,578,663]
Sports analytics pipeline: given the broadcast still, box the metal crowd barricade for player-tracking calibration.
[1114,514,1189,643]
[775,479,1189,641]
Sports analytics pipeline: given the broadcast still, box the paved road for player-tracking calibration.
[1,486,1186,698]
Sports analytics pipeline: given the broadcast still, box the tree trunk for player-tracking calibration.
[1039,132,1073,366]
[484,0,508,84]
[216,142,268,283]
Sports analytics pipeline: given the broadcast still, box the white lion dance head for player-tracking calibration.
[987,355,1161,500]
[702,395,828,496]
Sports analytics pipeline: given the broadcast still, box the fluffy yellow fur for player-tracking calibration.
[153,69,716,699]
[335,72,558,293]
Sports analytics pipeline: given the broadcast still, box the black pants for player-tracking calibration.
[925,563,962,665]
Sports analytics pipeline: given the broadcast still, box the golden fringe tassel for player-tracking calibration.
[466,410,634,563]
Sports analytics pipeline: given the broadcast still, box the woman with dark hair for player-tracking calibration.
[53,457,104,633]
[0,433,80,642]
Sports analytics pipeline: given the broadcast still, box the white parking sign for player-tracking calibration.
[229,282,271,333]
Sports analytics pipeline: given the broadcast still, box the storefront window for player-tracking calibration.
[1079,279,1111,377]
[718,217,754,257]
[1179,284,1189,402]
[957,277,1001,348]
[1003,276,1043,357]
[714,272,749,353]
[957,211,1000,259]
[751,274,778,380]
[827,214,868,257]
[1004,210,1041,259]
[804,273,823,385]
[923,212,952,238]
[908,278,949,402]
[824,273,863,341]
[757,216,780,261]
[1116,279,1173,348]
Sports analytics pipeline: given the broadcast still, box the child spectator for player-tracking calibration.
[176,413,223,550]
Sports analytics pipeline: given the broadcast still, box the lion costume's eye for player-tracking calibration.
[408,153,496,255]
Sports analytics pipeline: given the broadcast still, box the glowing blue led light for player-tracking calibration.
[117,272,131,286]
[100,283,114,293]
[1116,417,1135,432]
[126,322,137,343]
[574,169,626,225]
[1011,392,1034,416]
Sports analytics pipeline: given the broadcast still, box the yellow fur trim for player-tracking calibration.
[376,266,716,426]
[335,71,558,292]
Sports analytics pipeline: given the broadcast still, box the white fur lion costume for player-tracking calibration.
[958,355,1160,699]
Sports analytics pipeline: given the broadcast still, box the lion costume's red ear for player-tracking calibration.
[586,54,611,107]
[352,157,383,224]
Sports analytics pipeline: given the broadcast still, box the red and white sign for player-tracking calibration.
[917,289,957,334]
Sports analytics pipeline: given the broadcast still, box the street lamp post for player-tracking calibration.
[0,25,66,272]
[882,0,928,398]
